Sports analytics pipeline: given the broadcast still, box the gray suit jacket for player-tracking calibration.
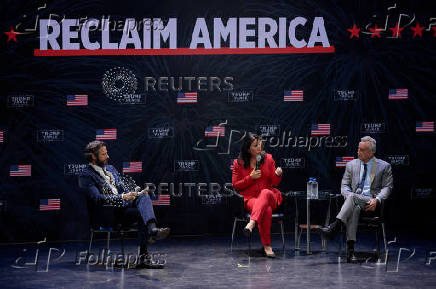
[341,157,393,201]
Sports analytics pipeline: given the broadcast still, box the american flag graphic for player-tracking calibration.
[177,92,198,103]
[416,122,434,132]
[152,194,170,206]
[0,130,3,142]
[388,89,408,99]
[40,199,61,211]
[122,161,143,173]
[10,165,31,176]
[205,126,225,137]
[311,124,331,135]
[66,95,88,106]
[336,156,354,167]
[96,129,117,140]
[284,90,304,101]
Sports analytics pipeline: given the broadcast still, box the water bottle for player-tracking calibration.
[311,178,318,199]
[307,178,313,199]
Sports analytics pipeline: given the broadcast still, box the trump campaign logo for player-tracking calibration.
[205,126,225,137]
[416,122,434,132]
[96,129,117,140]
[64,164,88,176]
[284,90,303,102]
[66,95,88,106]
[227,89,254,103]
[148,127,174,138]
[333,89,359,101]
[122,162,143,173]
[336,156,354,167]
[361,123,386,134]
[10,165,31,176]
[177,92,197,103]
[7,95,35,108]
[257,125,280,137]
[388,88,408,100]
[280,157,305,169]
[311,124,330,135]
[175,160,200,172]
[387,155,410,166]
[37,129,64,142]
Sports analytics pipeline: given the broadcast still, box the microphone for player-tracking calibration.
[255,155,261,170]
[135,186,149,196]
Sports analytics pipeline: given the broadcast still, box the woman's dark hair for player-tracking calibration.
[84,140,106,162]
[237,132,265,169]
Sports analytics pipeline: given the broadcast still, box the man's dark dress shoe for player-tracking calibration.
[346,241,358,263]
[147,227,170,243]
[321,219,342,240]
[135,258,165,269]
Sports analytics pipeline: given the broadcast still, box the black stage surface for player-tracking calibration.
[1,230,435,289]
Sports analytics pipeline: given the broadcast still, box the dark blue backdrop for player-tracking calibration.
[0,0,435,242]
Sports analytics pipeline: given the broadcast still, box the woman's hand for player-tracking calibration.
[275,167,283,177]
[250,169,262,179]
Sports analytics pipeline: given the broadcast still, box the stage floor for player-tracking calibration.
[0,231,435,289]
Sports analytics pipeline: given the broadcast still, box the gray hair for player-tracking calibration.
[360,136,376,153]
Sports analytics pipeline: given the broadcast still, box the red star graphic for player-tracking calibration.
[410,22,425,37]
[4,26,19,43]
[347,24,360,39]
[432,27,436,37]
[389,22,404,38]
[369,25,382,38]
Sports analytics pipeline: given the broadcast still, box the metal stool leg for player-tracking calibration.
[297,228,302,250]
[280,221,285,251]
[321,233,327,252]
[106,232,111,252]
[87,229,94,261]
[376,226,380,258]
[230,218,238,252]
[120,231,125,268]
[338,230,344,262]
[382,223,388,253]
[248,232,252,257]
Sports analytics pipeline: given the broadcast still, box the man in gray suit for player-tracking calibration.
[322,136,393,262]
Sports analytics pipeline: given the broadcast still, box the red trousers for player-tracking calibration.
[245,189,280,246]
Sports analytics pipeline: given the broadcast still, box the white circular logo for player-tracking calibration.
[102,67,137,101]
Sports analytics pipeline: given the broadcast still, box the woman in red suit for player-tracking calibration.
[232,132,283,257]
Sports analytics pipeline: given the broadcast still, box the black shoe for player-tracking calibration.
[346,241,358,263]
[265,251,276,258]
[346,251,359,263]
[134,259,165,269]
[147,227,170,244]
[321,220,342,240]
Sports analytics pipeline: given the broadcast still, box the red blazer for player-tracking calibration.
[232,153,283,205]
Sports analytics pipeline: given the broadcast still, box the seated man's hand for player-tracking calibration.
[364,198,379,211]
[122,192,137,200]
